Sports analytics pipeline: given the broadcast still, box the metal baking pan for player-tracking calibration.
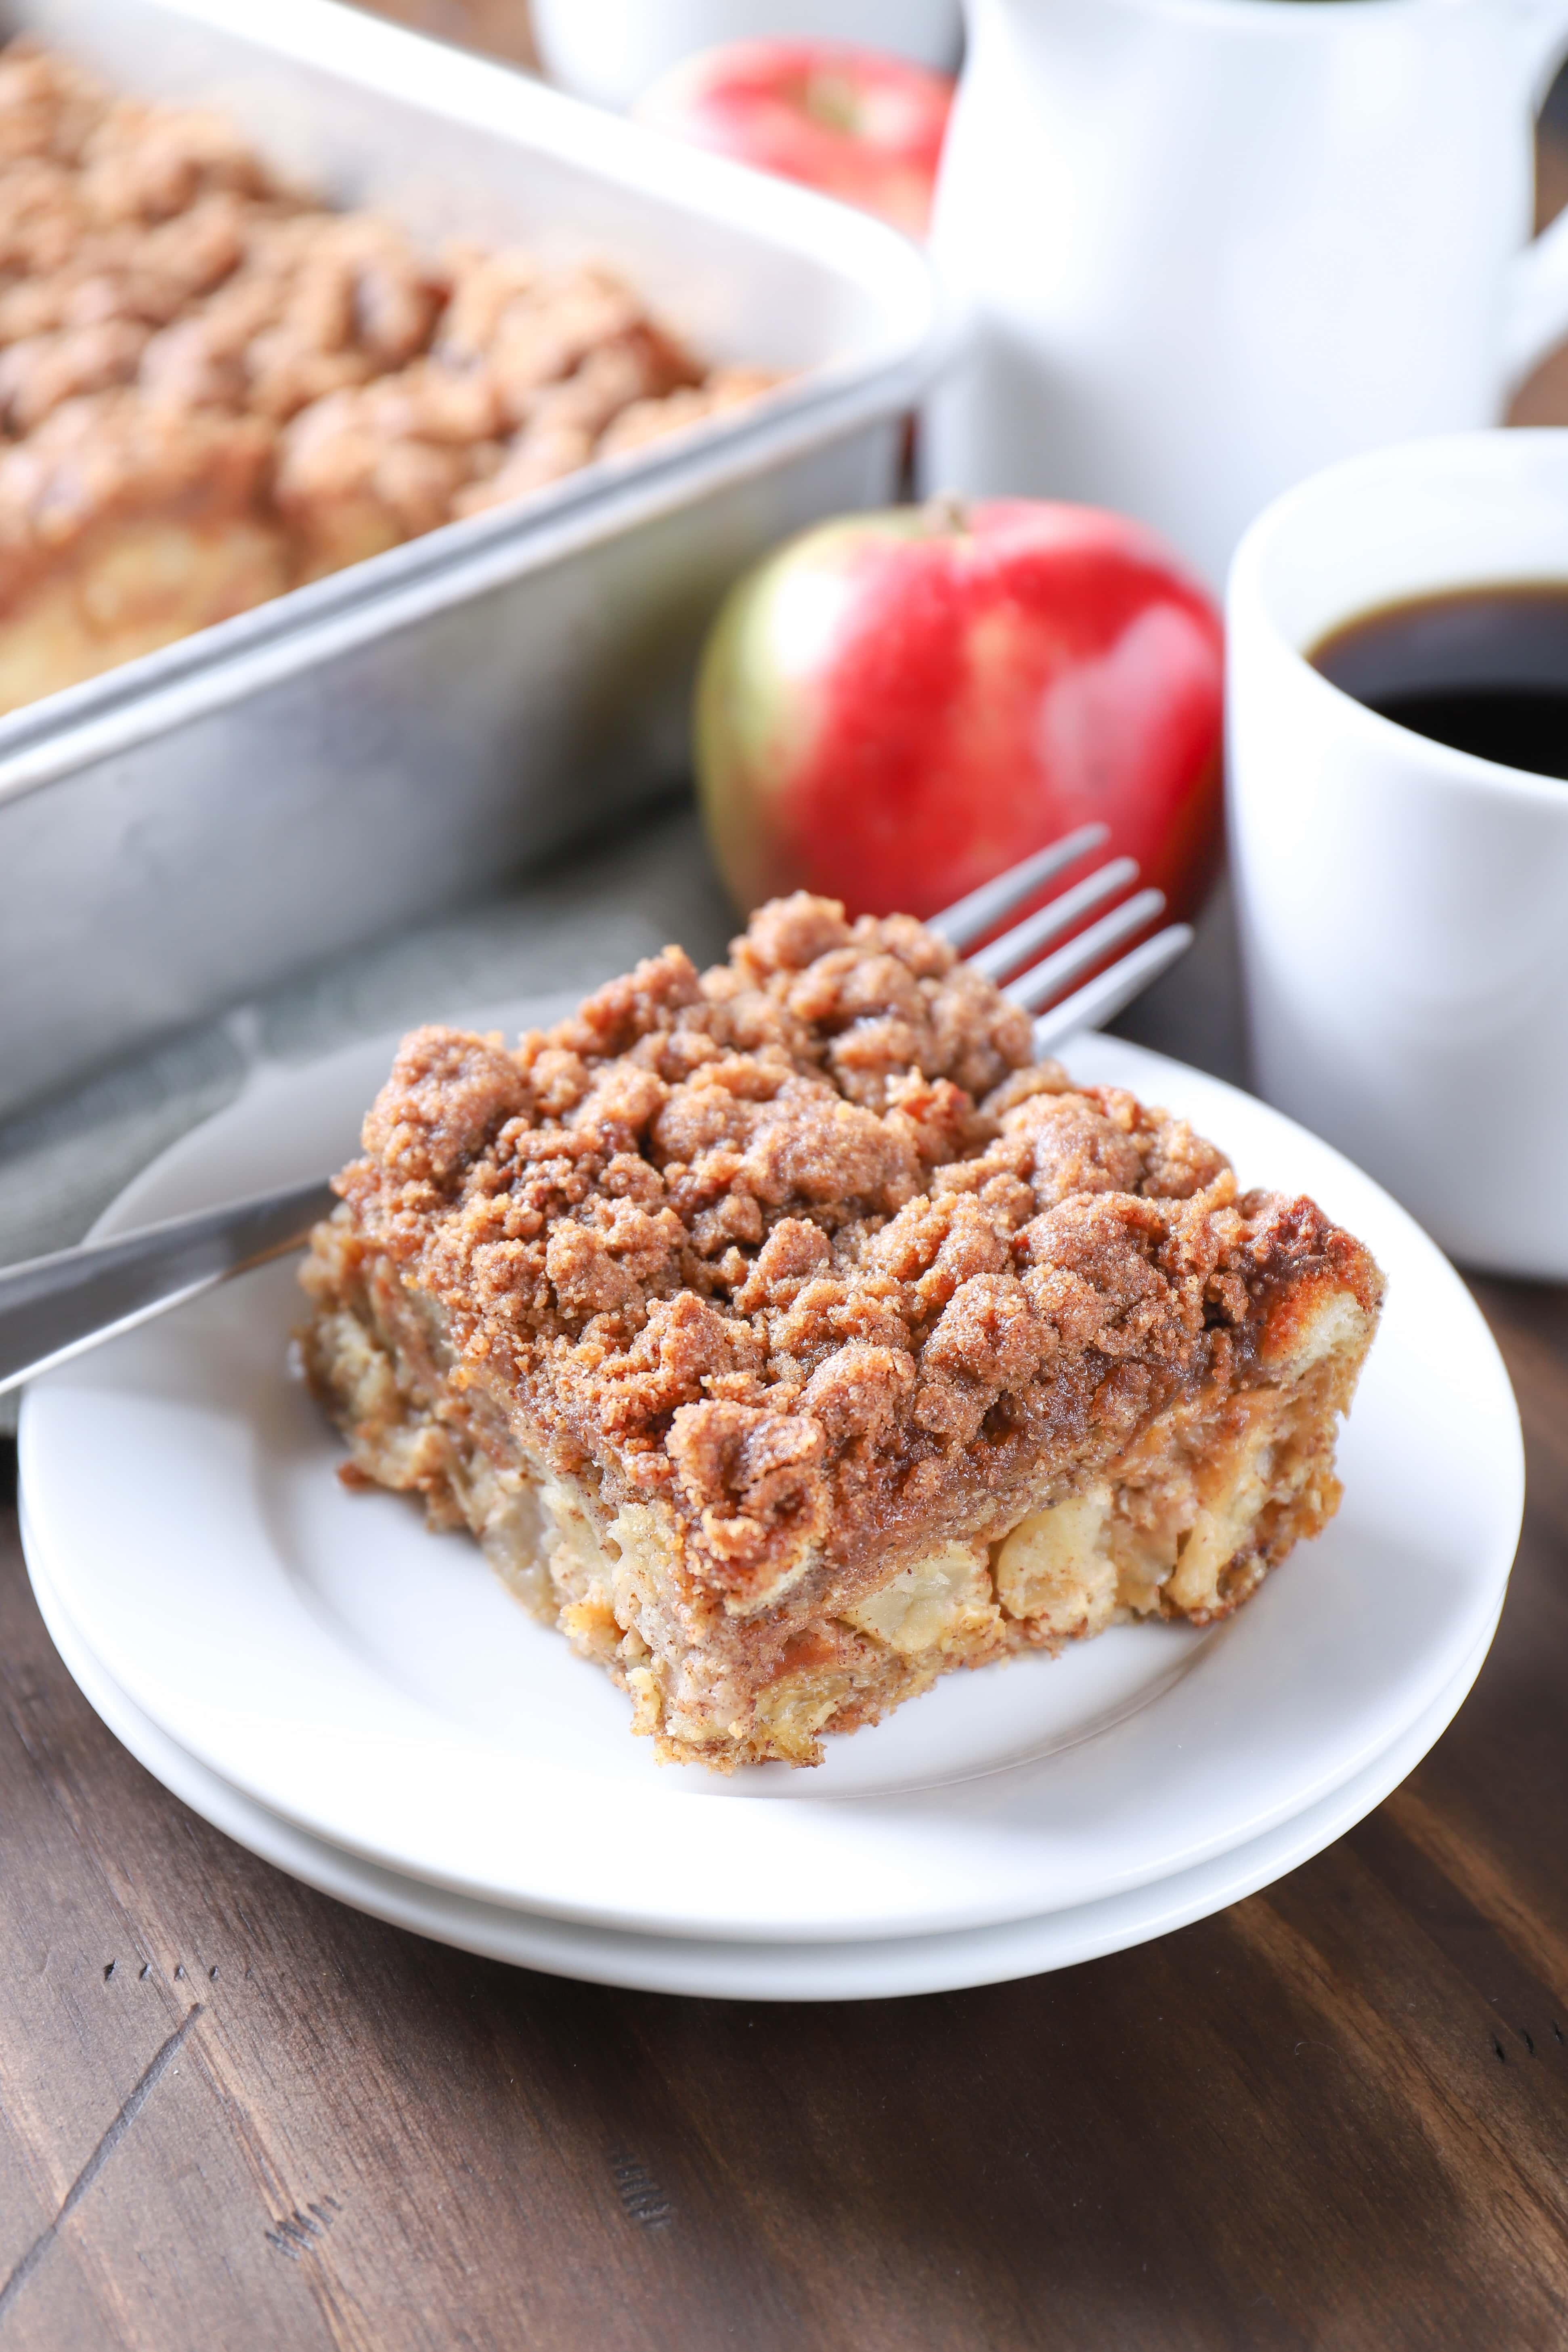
[0,0,942,1120]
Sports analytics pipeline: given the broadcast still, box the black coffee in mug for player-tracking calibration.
[1310,584,1568,781]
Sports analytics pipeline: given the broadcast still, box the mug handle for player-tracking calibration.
[1505,0,1568,385]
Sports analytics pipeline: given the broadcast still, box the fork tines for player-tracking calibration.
[929,826,1191,1049]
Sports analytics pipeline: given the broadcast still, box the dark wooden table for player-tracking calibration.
[5,15,1568,2346]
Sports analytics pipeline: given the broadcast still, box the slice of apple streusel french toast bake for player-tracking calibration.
[301,891,1383,1769]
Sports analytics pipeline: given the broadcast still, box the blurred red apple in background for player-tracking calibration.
[694,499,1226,933]
[633,40,953,237]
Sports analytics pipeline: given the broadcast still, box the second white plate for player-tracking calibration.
[17,1014,1523,1945]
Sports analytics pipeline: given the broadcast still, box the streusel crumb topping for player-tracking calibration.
[335,895,1383,1606]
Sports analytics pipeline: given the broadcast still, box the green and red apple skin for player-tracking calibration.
[694,499,1226,931]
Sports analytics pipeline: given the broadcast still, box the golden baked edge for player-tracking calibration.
[299,892,1384,1770]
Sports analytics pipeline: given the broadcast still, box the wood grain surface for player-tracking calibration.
[1,1275,1566,2352]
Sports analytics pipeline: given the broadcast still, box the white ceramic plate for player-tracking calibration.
[25,1532,1499,2003]
[18,1011,1523,1945]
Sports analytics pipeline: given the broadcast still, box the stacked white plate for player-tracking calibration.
[18,1013,1524,2002]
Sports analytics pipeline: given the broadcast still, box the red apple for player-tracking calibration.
[633,40,954,239]
[694,499,1226,932]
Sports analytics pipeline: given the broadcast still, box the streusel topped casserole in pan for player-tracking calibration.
[302,895,1383,1769]
[0,36,777,715]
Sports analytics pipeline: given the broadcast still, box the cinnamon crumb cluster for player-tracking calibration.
[0,38,777,612]
[335,894,1380,1611]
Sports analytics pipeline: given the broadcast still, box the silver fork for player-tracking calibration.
[0,831,1191,1396]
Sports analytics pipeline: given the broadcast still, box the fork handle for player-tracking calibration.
[0,1176,337,1400]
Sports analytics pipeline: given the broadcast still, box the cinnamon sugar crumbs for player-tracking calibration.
[331,895,1384,1608]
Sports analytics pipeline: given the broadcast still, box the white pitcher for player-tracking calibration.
[921,0,1568,586]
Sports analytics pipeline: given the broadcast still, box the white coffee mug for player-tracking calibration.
[1227,430,1568,1278]
[532,0,963,110]
[922,0,1568,589]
